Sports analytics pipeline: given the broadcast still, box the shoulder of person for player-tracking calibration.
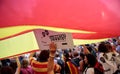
[86,68,94,74]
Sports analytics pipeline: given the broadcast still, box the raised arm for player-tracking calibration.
[83,45,90,54]
[15,57,21,74]
[29,52,35,59]
[48,42,57,74]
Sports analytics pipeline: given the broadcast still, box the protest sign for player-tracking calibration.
[34,29,74,50]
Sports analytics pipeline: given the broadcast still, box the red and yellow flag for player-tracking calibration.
[0,0,120,59]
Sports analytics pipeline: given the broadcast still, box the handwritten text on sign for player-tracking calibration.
[49,34,66,42]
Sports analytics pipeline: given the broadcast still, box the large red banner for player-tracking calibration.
[0,0,120,39]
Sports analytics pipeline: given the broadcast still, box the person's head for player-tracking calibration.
[80,53,85,60]
[105,43,113,52]
[38,50,49,62]
[117,40,120,45]
[98,42,108,53]
[73,51,78,57]
[63,52,70,61]
[84,54,97,67]
[21,58,29,68]
[87,46,93,52]
[0,66,14,74]
[1,59,10,66]
[10,61,17,73]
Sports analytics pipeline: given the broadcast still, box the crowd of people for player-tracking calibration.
[0,37,120,74]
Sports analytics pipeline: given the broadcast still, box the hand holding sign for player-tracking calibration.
[49,42,57,57]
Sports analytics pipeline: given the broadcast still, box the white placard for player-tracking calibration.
[34,29,74,50]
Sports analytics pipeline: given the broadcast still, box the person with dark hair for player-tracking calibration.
[29,50,50,74]
[87,46,97,57]
[63,50,79,74]
[0,66,14,74]
[97,42,108,63]
[97,42,118,74]
[83,54,97,74]
[0,57,21,74]
[29,42,61,74]
[54,52,65,74]
[98,42,108,53]
[105,43,118,74]
[71,51,80,67]
[79,53,87,74]
[63,51,71,74]
[37,50,50,62]
[10,61,17,73]
[1,59,10,66]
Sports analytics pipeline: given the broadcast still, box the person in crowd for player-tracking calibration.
[0,57,20,74]
[14,57,21,74]
[63,51,71,74]
[116,40,120,54]
[47,42,61,74]
[79,53,87,74]
[19,58,33,74]
[29,42,61,74]
[9,60,17,74]
[83,45,90,55]
[1,59,10,66]
[0,66,14,74]
[105,42,117,73]
[68,49,74,59]
[97,42,111,73]
[98,42,117,74]
[83,54,97,74]
[97,42,108,63]
[71,51,80,67]
[63,51,79,74]
[54,52,65,74]
[87,45,97,57]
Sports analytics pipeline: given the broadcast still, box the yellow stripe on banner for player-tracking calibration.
[0,25,95,39]
[73,38,108,45]
[0,31,39,59]
[0,26,108,46]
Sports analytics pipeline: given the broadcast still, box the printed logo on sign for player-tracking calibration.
[49,34,66,42]
[41,30,49,38]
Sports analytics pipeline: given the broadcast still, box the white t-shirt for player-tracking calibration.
[83,67,94,74]
[98,52,117,74]
[97,52,104,63]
